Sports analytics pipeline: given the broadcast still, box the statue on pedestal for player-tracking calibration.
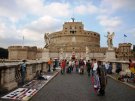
[44,33,50,48]
[105,32,115,50]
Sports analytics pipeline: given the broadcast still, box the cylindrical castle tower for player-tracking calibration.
[47,20,100,53]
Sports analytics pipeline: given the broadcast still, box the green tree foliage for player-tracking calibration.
[0,47,8,59]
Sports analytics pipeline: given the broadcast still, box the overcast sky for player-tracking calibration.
[0,0,135,48]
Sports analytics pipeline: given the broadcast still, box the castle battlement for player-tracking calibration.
[119,43,132,47]
[8,46,37,51]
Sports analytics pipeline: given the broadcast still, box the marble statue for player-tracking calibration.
[105,32,115,50]
[44,33,50,48]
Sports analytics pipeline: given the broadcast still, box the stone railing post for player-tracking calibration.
[2,65,18,91]
[121,62,129,72]
[112,62,116,73]
[42,62,48,72]
[25,64,33,81]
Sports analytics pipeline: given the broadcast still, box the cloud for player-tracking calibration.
[74,3,98,15]
[16,0,71,17]
[97,15,122,31]
[0,0,71,22]
[43,2,70,17]
[0,21,18,39]
[16,16,63,47]
[22,16,62,34]
[0,0,24,22]
[100,0,135,14]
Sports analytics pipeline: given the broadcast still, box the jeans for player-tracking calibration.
[21,71,26,84]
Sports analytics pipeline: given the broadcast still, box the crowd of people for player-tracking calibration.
[47,58,108,96]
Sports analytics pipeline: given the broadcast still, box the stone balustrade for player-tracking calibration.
[101,60,130,74]
[0,60,48,92]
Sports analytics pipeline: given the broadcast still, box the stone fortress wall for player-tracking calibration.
[8,46,43,60]
[8,44,133,61]
[116,43,133,60]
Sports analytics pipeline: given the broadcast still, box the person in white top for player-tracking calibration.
[93,60,98,71]
[105,62,109,73]
[93,59,99,88]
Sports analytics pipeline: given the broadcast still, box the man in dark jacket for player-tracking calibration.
[97,61,107,96]
[20,60,27,84]
[86,60,91,76]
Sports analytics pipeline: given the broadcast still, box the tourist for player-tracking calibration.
[79,59,85,74]
[48,58,52,72]
[61,59,66,74]
[97,61,107,96]
[75,59,79,73]
[86,60,91,76]
[105,61,109,74]
[129,59,135,79]
[20,60,27,85]
[91,59,94,76]
[67,60,72,73]
[93,59,98,88]
[71,60,75,71]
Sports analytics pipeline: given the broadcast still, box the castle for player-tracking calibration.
[8,20,134,61]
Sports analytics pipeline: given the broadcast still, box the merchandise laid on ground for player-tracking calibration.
[1,75,52,101]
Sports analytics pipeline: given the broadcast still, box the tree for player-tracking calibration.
[0,47,8,59]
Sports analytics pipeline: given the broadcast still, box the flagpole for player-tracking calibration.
[23,36,24,47]
[124,34,127,43]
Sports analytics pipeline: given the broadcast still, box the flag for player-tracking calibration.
[23,36,24,40]
[124,34,127,37]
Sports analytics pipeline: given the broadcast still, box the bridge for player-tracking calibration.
[0,61,135,101]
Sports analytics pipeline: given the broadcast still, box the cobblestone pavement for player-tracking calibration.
[30,71,135,101]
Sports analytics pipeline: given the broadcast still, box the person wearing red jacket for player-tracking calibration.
[61,59,66,74]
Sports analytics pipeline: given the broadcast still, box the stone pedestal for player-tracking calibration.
[3,68,17,91]
[86,54,89,61]
[105,50,116,61]
[42,48,50,62]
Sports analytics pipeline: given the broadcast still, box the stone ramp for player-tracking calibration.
[30,72,135,101]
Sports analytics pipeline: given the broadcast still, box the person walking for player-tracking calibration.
[48,58,52,72]
[61,59,66,74]
[97,61,107,96]
[75,60,79,73]
[86,60,91,76]
[79,59,85,74]
[93,59,98,88]
[20,60,27,85]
